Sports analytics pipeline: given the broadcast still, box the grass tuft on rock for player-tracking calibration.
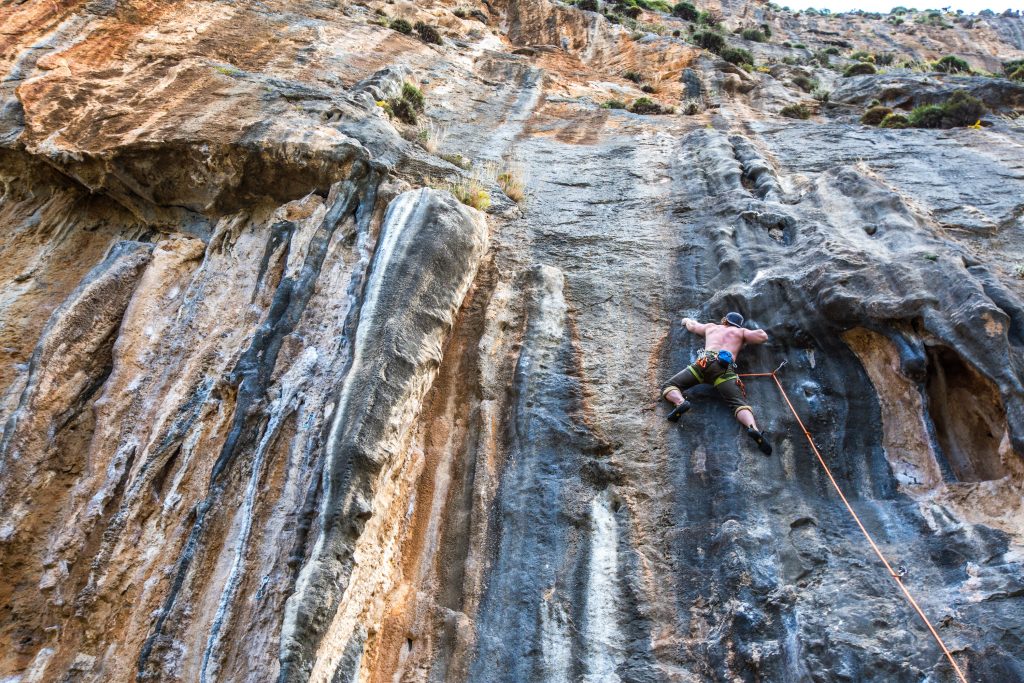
[791,75,818,92]
[1002,59,1024,81]
[741,28,767,42]
[440,152,472,170]
[451,182,490,211]
[381,82,426,125]
[780,103,811,119]
[934,55,970,73]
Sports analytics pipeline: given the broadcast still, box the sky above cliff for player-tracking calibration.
[783,1,1024,11]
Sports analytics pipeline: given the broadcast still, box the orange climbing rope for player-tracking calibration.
[740,361,970,683]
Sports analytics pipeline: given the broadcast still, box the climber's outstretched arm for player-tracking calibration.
[681,317,708,336]
[743,327,769,345]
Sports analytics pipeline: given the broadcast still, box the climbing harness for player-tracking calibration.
[739,360,970,683]
[695,349,737,371]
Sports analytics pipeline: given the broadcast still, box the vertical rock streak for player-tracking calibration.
[135,168,380,678]
[279,188,488,681]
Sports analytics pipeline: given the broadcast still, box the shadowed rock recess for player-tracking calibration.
[1,0,1023,681]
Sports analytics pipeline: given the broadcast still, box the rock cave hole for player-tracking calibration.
[924,345,1008,482]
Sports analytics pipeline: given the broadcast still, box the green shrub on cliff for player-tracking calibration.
[894,106,938,126]
[390,18,412,34]
[879,112,910,128]
[907,90,985,128]
[741,28,767,42]
[696,9,722,27]
[578,0,599,10]
[861,105,893,125]
[381,82,426,125]
[843,62,877,77]
[780,103,811,119]
[636,0,673,12]
[721,46,754,66]
[414,21,443,44]
[672,1,699,20]
[1003,59,1024,80]
[693,30,726,53]
[791,75,818,92]
[629,97,674,114]
[934,55,971,73]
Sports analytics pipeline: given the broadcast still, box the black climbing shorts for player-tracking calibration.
[662,359,753,417]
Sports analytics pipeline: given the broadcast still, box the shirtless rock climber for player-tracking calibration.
[661,311,773,455]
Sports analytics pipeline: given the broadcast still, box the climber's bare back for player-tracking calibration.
[682,318,768,359]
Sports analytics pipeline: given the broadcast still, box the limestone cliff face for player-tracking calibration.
[1,1,1024,682]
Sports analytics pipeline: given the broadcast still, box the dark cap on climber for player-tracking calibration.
[660,313,773,455]
[723,311,744,328]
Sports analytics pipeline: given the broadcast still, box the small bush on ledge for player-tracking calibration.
[861,105,893,125]
[861,91,986,129]
[629,97,674,114]
[379,82,426,125]
[672,1,699,20]
[693,30,726,53]
[843,62,877,77]
[908,90,985,128]
[741,28,767,42]
[791,75,818,92]
[414,21,443,45]
[390,18,412,34]
[448,177,491,211]
[721,46,754,66]
[1002,59,1024,80]
[879,112,910,128]
[780,103,811,119]
[934,55,971,73]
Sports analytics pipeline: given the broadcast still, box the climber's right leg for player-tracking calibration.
[661,365,702,422]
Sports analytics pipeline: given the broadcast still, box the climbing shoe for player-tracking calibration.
[747,427,773,456]
[667,400,692,422]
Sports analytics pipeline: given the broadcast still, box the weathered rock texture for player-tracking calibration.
[1,1,1023,682]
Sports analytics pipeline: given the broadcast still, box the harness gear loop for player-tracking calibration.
[739,364,970,683]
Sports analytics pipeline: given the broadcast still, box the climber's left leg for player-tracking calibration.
[715,374,772,455]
